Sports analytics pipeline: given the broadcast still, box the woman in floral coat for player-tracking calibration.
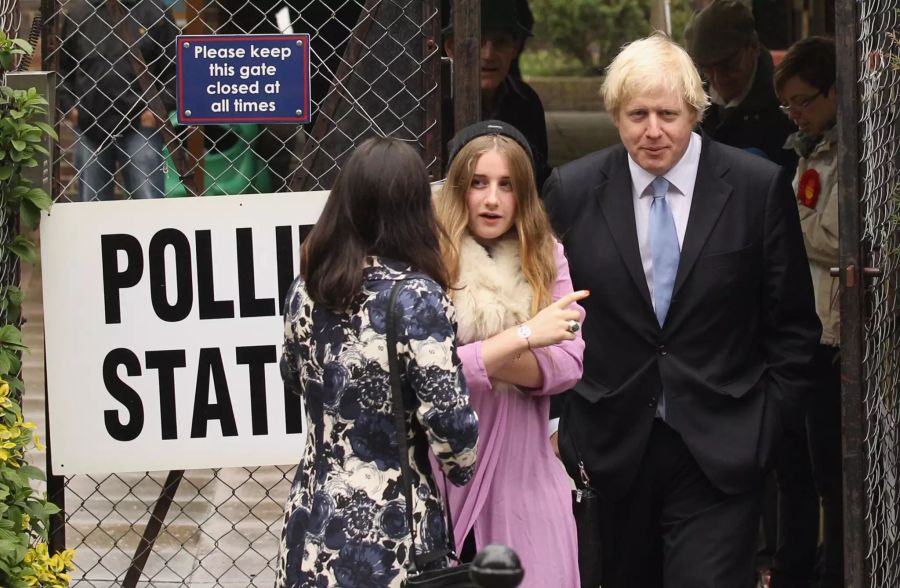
[275,138,479,588]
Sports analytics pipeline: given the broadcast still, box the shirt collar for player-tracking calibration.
[628,132,702,198]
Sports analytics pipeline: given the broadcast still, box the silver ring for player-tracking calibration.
[567,320,580,333]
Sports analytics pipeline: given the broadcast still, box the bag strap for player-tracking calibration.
[386,280,459,573]
[105,0,198,196]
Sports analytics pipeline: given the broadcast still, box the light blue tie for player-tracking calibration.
[649,176,679,327]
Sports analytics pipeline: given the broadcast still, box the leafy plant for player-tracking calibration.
[0,32,32,76]
[523,0,696,75]
[0,36,74,588]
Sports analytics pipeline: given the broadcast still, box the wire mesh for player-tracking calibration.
[45,0,441,201]
[0,0,23,405]
[857,2,900,586]
[0,0,22,41]
[40,0,442,584]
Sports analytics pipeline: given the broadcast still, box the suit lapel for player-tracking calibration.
[673,139,732,296]
[597,157,654,311]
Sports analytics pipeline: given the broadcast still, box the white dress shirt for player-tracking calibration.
[551,132,703,436]
[629,131,702,313]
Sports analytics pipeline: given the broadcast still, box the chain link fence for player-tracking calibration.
[857,1,900,586]
[0,0,22,350]
[45,0,442,202]
[40,0,442,584]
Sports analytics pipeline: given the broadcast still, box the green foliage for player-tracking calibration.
[0,32,33,75]
[520,48,590,76]
[522,0,696,76]
[0,86,56,236]
[0,37,74,588]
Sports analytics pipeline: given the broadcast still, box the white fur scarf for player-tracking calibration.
[452,233,533,346]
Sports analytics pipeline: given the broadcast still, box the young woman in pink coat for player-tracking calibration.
[433,120,588,587]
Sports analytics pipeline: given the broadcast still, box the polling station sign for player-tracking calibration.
[41,192,329,474]
[176,34,311,125]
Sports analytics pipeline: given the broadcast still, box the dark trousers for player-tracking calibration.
[597,420,763,588]
[807,344,843,588]
[769,411,820,588]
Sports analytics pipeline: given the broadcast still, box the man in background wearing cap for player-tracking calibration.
[442,0,550,186]
[686,0,797,174]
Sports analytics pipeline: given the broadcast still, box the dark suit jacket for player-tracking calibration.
[543,135,821,500]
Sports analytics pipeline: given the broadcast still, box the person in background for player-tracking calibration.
[543,33,820,588]
[442,0,550,187]
[433,120,587,588]
[685,0,798,173]
[276,138,479,587]
[775,36,841,588]
[59,0,177,201]
[688,4,817,585]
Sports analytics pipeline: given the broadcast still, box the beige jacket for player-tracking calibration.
[791,128,839,346]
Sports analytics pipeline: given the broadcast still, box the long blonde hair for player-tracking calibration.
[435,135,556,315]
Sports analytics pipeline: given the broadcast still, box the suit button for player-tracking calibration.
[648,396,656,407]
[657,345,667,356]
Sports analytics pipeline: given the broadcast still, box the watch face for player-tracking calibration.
[517,324,532,338]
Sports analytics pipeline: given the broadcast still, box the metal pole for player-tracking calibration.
[44,351,66,553]
[423,0,442,181]
[834,0,868,585]
[122,469,185,588]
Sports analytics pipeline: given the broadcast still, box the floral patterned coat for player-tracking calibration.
[275,257,479,588]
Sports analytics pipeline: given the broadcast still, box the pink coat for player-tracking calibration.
[438,242,585,588]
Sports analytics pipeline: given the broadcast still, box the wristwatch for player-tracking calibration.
[517,323,532,349]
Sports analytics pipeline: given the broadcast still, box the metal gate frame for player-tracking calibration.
[836,0,900,586]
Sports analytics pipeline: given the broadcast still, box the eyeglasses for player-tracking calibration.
[779,91,825,115]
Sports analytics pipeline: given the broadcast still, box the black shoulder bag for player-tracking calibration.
[570,443,603,588]
[385,281,476,588]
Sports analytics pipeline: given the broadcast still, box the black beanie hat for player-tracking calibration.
[446,120,534,171]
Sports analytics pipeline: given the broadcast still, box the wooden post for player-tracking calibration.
[185,0,206,195]
[452,0,480,133]
[834,0,868,585]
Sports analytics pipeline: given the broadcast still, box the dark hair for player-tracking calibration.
[774,36,836,94]
[301,137,449,309]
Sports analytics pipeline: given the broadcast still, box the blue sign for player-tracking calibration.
[176,34,311,125]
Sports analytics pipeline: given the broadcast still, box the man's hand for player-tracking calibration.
[140,109,161,129]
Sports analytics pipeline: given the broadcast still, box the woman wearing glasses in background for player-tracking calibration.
[775,36,842,588]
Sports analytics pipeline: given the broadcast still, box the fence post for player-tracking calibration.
[451,0,480,132]
[834,0,868,586]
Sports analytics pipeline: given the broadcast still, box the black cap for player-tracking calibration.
[446,120,534,170]
[685,0,757,66]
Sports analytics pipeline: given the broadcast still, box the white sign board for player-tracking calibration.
[41,192,329,475]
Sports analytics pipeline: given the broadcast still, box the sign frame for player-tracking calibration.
[176,34,311,125]
[40,192,330,475]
